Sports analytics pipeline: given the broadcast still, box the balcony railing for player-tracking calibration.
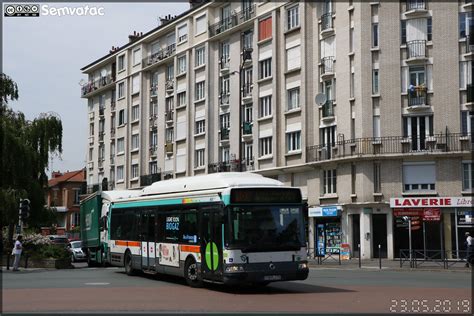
[99,106,105,116]
[406,0,426,11]
[98,132,105,142]
[149,145,157,156]
[208,158,253,173]
[140,172,161,187]
[407,40,427,60]
[321,57,335,76]
[81,74,115,96]
[220,57,230,70]
[209,5,256,37]
[243,121,252,135]
[146,44,176,67]
[320,12,334,33]
[165,111,174,122]
[306,133,471,163]
[408,86,428,106]
[242,82,252,99]
[165,79,174,92]
[321,100,335,118]
[467,35,474,54]
[219,93,230,106]
[150,85,158,97]
[220,127,230,140]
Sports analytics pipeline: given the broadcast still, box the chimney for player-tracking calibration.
[52,171,62,178]
[128,30,141,43]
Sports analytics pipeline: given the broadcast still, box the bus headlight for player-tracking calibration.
[298,262,308,270]
[225,265,244,272]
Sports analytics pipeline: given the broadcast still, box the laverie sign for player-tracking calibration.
[390,197,473,208]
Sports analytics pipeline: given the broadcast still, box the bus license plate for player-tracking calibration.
[264,275,281,281]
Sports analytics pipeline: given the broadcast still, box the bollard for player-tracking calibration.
[378,244,382,269]
[25,254,28,269]
[338,250,341,265]
[6,252,10,270]
[358,244,361,268]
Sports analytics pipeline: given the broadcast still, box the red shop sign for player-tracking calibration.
[393,208,423,217]
[423,208,441,221]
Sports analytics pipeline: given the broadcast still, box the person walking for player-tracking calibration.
[465,232,473,268]
[12,235,23,271]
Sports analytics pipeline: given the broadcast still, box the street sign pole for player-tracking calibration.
[408,218,413,268]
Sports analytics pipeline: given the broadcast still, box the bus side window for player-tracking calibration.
[110,209,123,240]
[181,210,198,244]
[156,211,165,243]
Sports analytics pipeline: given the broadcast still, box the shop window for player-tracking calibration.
[403,162,435,192]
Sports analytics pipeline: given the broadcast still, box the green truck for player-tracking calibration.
[80,192,107,266]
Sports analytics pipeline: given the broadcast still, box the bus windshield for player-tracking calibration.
[228,205,305,252]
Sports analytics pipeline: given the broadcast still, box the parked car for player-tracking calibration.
[67,240,86,262]
[47,235,69,246]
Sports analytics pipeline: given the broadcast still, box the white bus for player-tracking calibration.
[102,173,308,287]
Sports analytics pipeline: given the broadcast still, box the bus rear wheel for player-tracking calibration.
[124,251,136,276]
[185,259,203,288]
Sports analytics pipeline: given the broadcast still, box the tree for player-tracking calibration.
[0,73,63,249]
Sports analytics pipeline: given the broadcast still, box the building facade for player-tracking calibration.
[46,169,86,232]
[81,0,473,259]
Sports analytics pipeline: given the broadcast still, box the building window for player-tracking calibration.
[132,74,140,94]
[195,46,205,66]
[118,109,125,125]
[459,12,474,38]
[287,87,300,111]
[403,163,436,192]
[220,113,230,129]
[131,134,139,151]
[427,17,432,42]
[150,130,157,147]
[351,163,356,195]
[177,24,188,43]
[461,111,474,136]
[286,45,301,70]
[221,146,230,163]
[118,55,125,71]
[244,104,253,123]
[89,123,94,136]
[259,58,272,79]
[374,162,381,193]
[258,16,272,41]
[195,81,205,101]
[131,164,139,179]
[245,143,253,164]
[117,137,124,153]
[372,69,379,95]
[195,149,205,168]
[463,162,474,191]
[165,127,174,143]
[286,131,301,152]
[177,91,186,107]
[372,23,379,48]
[242,30,253,50]
[259,95,272,118]
[287,5,299,30]
[166,63,174,81]
[165,96,174,113]
[195,14,206,35]
[195,120,205,135]
[133,48,141,66]
[149,161,158,175]
[118,82,125,99]
[117,165,124,181]
[220,41,230,64]
[72,212,80,227]
[373,98,380,138]
[220,75,230,96]
[177,55,187,75]
[401,20,407,44]
[131,104,139,122]
[349,26,355,52]
[73,189,80,205]
[259,136,272,157]
[150,101,158,116]
[323,169,337,194]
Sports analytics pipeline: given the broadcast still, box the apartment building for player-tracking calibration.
[81,0,473,259]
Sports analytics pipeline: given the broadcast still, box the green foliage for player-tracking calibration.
[27,244,71,260]
[0,73,63,232]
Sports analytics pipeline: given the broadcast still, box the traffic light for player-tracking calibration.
[20,199,30,222]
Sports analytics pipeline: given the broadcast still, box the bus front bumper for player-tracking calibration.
[222,261,309,285]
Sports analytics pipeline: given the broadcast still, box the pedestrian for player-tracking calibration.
[465,232,473,268]
[11,235,23,271]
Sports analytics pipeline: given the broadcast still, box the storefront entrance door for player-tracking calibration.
[372,214,387,258]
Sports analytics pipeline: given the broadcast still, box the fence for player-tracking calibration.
[399,249,471,269]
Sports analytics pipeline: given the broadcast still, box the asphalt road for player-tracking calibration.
[2,264,472,314]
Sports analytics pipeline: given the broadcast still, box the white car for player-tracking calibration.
[68,241,86,262]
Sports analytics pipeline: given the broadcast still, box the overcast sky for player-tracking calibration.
[3,2,189,175]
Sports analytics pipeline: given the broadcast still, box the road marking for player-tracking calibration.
[84,282,110,286]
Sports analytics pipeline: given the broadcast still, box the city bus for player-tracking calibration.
[103,173,309,287]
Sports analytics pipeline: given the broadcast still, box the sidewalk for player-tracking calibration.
[307,258,472,272]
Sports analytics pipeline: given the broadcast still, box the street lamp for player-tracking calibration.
[403,216,413,267]
[238,47,253,172]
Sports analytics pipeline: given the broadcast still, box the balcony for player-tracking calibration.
[149,145,157,157]
[467,84,474,105]
[208,158,250,173]
[306,133,471,163]
[405,0,428,17]
[242,121,252,141]
[320,56,335,80]
[408,86,428,108]
[465,35,474,57]
[242,82,252,103]
[220,127,230,142]
[140,172,161,187]
[321,100,335,121]
[150,85,158,98]
[406,40,427,63]
[149,115,158,130]
[145,44,176,67]
[220,57,230,72]
[320,12,334,37]
[81,74,116,98]
[110,155,115,166]
[208,5,256,38]
[98,131,105,142]
[165,80,174,93]
[165,142,173,155]
[219,93,230,109]
[165,111,174,124]
[99,106,105,117]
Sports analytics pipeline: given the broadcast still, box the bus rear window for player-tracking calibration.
[230,188,301,204]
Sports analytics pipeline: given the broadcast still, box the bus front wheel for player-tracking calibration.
[124,251,136,276]
[185,259,203,288]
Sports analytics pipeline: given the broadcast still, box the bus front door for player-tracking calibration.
[140,210,156,271]
[200,207,224,282]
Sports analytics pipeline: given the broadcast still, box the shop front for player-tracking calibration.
[390,197,473,259]
[308,206,343,257]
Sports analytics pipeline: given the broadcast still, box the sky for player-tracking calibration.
[3,1,190,176]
